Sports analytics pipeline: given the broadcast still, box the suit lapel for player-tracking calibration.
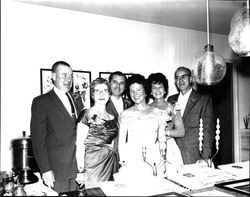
[49,90,76,123]
[123,98,130,110]
[182,90,198,121]
[107,99,119,117]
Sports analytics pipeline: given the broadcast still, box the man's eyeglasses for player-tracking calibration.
[175,74,191,81]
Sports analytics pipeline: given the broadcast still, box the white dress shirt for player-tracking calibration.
[54,87,77,118]
[111,95,124,116]
[177,88,192,117]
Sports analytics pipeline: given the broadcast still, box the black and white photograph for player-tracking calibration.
[1,0,250,196]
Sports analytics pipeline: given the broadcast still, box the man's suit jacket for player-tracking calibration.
[106,97,132,162]
[167,89,215,164]
[30,89,78,180]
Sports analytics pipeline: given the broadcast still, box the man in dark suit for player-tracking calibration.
[167,66,214,165]
[30,61,81,193]
[106,71,132,163]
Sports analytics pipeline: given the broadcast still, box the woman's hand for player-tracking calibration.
[196,159,214,168]
[75,172,85,187]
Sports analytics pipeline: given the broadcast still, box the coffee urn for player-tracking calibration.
[10,131,39,184]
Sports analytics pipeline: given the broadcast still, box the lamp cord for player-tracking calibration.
[206,0,210,45]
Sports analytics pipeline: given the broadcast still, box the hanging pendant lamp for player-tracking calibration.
[228,0,250,57]
[193,0,227,86]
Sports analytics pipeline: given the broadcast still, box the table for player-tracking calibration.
[59,188,105,196]
[59,181,249,197]
[58,161,250,196]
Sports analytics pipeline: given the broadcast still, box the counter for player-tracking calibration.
[59,182,250,197]
[29,161,250,196]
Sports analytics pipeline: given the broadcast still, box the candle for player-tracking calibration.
[198,118,204,152]
[215,118,220,151]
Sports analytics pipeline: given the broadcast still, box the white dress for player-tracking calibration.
[117,107,183,181]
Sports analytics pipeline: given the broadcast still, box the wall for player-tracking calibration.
[1,0,237,170]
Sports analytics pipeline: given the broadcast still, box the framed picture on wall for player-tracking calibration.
[72,70,92,109]
[40,68,53,94]
[40,69,92,109]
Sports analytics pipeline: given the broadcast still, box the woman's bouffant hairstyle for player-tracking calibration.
[126,74,149,103]
[147,73,169,99]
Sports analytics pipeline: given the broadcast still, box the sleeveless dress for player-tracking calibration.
[80,110,119,188]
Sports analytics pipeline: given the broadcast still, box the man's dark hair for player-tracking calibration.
[108,71,127,83]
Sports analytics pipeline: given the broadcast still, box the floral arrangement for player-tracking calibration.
[87,110,117,130]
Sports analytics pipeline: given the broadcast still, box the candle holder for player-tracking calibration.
[142,143,169,176]
[243,114,250,129]
[199,118,220,168]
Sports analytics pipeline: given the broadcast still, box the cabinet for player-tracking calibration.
[239,129,250,161]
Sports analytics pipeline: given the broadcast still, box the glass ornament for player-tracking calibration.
[193,44,227,85]
[228,2,250,56]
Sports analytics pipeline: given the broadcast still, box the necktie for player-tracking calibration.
[65,92,77,121]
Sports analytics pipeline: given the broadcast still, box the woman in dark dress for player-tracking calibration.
[75,78,119,189]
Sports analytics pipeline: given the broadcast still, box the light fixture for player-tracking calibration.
[228,0,250,57]
[193,0,227,86]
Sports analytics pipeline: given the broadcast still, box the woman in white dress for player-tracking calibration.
[147,73,185,167]
[117,74,184,181]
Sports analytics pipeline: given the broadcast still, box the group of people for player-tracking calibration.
[30,61,214,193]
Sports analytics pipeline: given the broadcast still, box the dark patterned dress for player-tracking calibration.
[80,109,119,188]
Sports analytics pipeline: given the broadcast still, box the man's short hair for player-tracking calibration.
[51,61,71,73]
[108,71,127,83]
[174,66,191,78]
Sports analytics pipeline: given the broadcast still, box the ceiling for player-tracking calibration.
[18,0,245,35]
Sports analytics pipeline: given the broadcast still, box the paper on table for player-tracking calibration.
[218,161,250,179]
[167,164,236,190]
[99,177,187,196]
